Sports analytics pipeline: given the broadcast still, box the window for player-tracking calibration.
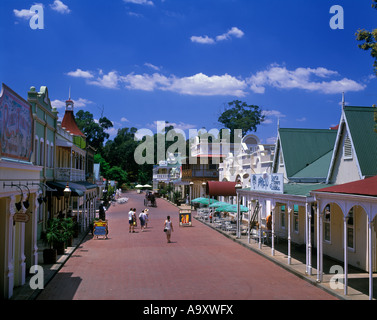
[46,141,50,167]
[324,205,331,242]
[34,137,39,165]
[280,205,286,228]
[39,139,44,166]
[50,144,54,168]
[293,205,299,233]
[343,133,353,159]
[347,208,355,250]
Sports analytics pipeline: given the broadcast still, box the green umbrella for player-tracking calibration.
[215,204,249,213]
[208,201,230,208]
[191,198,219,205]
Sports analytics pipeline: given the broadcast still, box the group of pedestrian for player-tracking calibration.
[128,208,149,233]
[127,207,174,243]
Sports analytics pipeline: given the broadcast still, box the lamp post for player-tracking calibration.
[189,182,193,210]
[64,182,71,218]
[235,181,242,238]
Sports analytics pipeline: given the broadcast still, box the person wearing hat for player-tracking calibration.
[144,208,149,228]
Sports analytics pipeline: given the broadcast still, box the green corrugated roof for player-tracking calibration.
[344,106,377,177]
[279,128,337,178]
[292,150,333,178]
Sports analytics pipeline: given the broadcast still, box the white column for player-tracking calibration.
[316,200,321,282]
[287,203,292,265]
[343,216,348,296]
[271,202,275,256]
[369,218,373,300]
[258,200,263,250]
[5,196,16,299]
[307,203,312,276]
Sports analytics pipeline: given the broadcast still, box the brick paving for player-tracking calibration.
[36,191,338,300]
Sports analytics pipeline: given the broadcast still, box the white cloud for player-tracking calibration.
[191,27,244,45]
[262,110,286,124]
[248,64,366,94]
[144,63,160,71]
[121,117,130,122]
[123,0,154,5]
[13,8,35,20]
[121,73,171,91]
[216,27,244,41]
[167,73,247,97]
[88,71,120,89]
[68,64,366,97]
[51,98,93,109]
[190,35,215,45]
[66,69,94,79]
[50,0,71,14]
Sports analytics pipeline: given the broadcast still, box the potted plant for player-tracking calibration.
[43,218,60,264]
[61,218,75,247]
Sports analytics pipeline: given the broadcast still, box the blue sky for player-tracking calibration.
[1,0,376,144]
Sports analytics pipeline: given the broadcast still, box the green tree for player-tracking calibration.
[356,0,377,75]
[94,154,110,179]
[75,110,113,152]
[102,127,140,182]
[107,166,128,187]
[218,100,265,138]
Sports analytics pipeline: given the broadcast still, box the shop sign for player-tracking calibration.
[94,220,108,238]
[250,173,284,194]
[0,84,33,162]
[179,209,192,227]
[14,213,30,223]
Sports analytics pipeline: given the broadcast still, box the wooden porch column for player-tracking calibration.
[287,203,292,265]
[343,216,348,296]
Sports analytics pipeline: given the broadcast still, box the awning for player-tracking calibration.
[206,181,237,197]
[74,181,98,190]
[47,181,84,197]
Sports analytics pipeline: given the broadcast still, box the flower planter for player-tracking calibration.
[43,248,57,264]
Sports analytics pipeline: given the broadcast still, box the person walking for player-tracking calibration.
[129,208,136,233]
[144,208,149,228]
[139,209,146,232]
[164,215,174,243]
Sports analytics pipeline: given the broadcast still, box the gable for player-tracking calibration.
[345,107,377,177]
[278,128,337,179]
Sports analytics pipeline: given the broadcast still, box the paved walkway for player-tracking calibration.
[29,191,338,300]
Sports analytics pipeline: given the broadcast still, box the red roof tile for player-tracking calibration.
[314,176,377,197]
[61,110,86,137]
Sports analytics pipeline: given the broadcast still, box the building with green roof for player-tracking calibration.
[327,106,377,184]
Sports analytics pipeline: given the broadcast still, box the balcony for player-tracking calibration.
[182,169,218,179]
[55,168,85,182]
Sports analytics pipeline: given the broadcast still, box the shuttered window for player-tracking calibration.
[343,133,352,159]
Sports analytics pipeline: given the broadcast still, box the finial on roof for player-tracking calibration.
[342,92,345,109]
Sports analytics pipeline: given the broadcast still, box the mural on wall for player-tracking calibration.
[0,84,33,162]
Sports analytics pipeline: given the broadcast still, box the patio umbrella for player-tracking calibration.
[135,184,143,188]
[143,184,152,188]
[191,197,219,205]
[215,204,249,213]
[208,201,230,208]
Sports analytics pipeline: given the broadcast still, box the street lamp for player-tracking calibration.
[235,181,242,238]
[189,182,194,210]
[64,182,71,218]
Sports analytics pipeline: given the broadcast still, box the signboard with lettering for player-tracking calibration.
[250,173,284,194]
[14,213,30,223]
[179,209,192,227]
[94,220,108,239]
[0,84,33,162]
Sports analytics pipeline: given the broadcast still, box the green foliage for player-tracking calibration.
[45,218,75,247]
[356,1,377,75]
[75,110,113,152]
[218,100,265,137]
[107,166,128,187]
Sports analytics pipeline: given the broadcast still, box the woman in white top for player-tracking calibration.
[164,215,174,243]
